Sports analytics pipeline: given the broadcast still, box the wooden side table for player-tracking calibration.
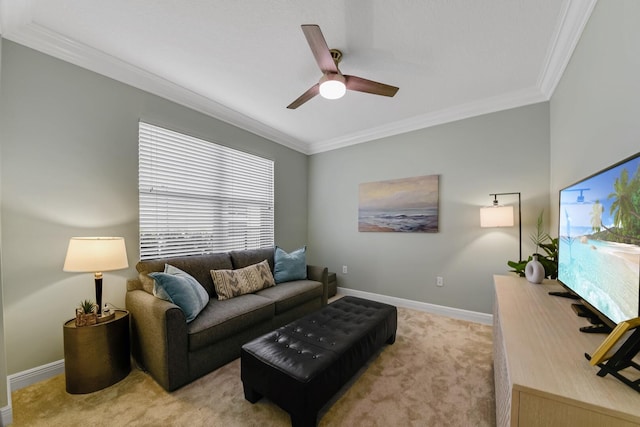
[63,310,131,394]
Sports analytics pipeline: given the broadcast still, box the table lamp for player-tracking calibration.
[63,237,129,317]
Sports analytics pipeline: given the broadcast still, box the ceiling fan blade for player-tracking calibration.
[287,84,320,109]
[301,24,338,74]
[344,75,399,97]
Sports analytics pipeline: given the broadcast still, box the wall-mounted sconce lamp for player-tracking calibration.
[480,192,522,261]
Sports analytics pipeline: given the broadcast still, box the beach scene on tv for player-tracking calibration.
[558,155,640,324]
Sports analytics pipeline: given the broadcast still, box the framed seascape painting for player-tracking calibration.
[358,174,439,232]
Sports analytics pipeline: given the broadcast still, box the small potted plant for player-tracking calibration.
[75,299,97,327]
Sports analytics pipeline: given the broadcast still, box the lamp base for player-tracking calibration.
[94,274,103,316]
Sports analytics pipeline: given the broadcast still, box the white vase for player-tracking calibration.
[525,255,545,284]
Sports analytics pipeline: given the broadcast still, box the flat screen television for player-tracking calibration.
[557,152,640,330]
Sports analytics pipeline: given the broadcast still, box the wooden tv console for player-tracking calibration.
[493,275,640,427]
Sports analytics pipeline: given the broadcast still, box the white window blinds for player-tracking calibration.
[138,122,274,260]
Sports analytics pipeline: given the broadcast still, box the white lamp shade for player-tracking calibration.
[480,205,514,228]
[63,237,129,272]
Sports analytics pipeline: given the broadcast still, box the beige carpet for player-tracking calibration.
[11,306,495,426]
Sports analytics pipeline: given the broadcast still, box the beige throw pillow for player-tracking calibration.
[211,259,275,300]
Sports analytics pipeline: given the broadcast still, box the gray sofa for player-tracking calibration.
[125,247,328,391]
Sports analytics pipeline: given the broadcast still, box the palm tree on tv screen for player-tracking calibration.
[590,200,603,233]
[606,165,640,241]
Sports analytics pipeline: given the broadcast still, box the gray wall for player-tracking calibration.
[550,0,640,228]
[308,103,550,314]
[0,40,309,374]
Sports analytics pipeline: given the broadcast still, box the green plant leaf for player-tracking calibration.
[530,210,551,252]
[507,210,559,280]
[79,299,96,314]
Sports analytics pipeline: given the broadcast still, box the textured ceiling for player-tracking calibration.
[0,1,596,154]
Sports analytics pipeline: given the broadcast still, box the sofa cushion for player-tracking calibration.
[187,294,274,352]
[229,247,275,271]
[211,260,275,300]
[255,279,323,314]
[274,246,307,283]
[136,253,233,298]
[149,265,209,323]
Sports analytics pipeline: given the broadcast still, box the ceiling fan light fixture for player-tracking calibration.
[287,25,398,109]
[319,74,346,100]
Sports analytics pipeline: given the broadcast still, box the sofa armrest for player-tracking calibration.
[127,278,143,292]
[307,265,329,305]
[125,289,190,391]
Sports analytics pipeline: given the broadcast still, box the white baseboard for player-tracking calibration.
[1,377,12,426]
[336,287,493,325]
[8,359,65,392]
[0,404,10,427]
[0,360,64,426]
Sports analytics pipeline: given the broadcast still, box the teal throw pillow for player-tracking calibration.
[149,264,209,322]
[274,246,307,284]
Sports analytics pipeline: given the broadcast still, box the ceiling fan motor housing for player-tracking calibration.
[330,49,343,65]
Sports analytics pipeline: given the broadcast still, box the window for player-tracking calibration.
[138,122,274,260]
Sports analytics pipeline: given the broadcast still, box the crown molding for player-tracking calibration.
[309,87,548,154]
[1,1,595,155]
[313,0,596,154]
[538,0,598,97]
[1,20,310,154]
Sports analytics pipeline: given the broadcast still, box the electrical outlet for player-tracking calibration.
[436,276,444,287]
[342,265,348,274]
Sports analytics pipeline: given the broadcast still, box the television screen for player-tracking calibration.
[558,152,640,325]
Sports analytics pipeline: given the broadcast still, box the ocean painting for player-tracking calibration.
[358,175,439,232]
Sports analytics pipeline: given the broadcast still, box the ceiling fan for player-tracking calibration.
[287,24,399,109]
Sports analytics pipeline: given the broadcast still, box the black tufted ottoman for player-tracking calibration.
[241,296,397,427]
